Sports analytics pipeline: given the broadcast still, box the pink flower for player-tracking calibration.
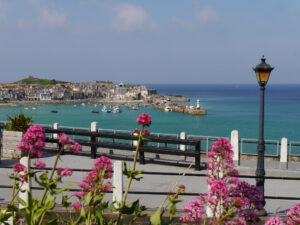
[62,168,73,176]
[72,143,82,153]
[56,167,63,176]
[79,181,90,191]
[142,129,150,136]
[233,198,243,208]
[17,125,45,158]
[136,113,152,126]
[74,191,85,199]
[101,182,111,191]
[264,216,285,225]
[180,199,205,224]
[132,129,139,134]
[33,160,46,169]
[58,133,82,154]
[286,203,300,224]
[93,156,112,176]
[179,185,186,191]
[72,201,81,211]
[13,163,26,173]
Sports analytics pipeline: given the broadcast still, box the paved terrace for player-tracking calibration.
[0,146,300,216]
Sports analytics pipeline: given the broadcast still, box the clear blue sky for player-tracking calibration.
[0,0,299,84]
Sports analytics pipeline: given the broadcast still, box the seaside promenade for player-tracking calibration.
[0,147,299,215]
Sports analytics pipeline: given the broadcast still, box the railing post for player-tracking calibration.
[91,122,98,159]
[0,127,2,164]
[195,141,201,171]
[280,137,288,169]
[19,157,30,209]
[113,161,123,207]
[180,132,186,151]
[53,123,62,154]
[231,130,239,165]
[139,140,145,164]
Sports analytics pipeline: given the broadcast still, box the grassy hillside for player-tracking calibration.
[12,76,68,85]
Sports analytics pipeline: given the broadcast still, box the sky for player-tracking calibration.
[0,0,300,84]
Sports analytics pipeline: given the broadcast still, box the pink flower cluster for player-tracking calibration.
[33,160,46,169]
[181,199,205,224]
[58,133,82,153]
[12,163,26,173]
[17,125,45,157]
[286,203,300,224]
[73,156,112,209]
[181,137,263,224]
[56,167,73,177]
[265,216,285,225]
[132,128,151,136]
[136,113,152,126]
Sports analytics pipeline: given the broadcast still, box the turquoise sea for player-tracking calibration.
[1,84,300,155]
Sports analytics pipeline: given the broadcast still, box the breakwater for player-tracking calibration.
[152,104,207,115]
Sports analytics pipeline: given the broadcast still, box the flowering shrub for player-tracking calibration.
[70,156,113,224]
[17,124,45,157]
[181,137,263,225]
[0,126,82,225]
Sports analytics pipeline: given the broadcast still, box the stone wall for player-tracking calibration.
[1,130,23,159]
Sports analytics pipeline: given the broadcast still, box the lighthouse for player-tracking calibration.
[196,99,200,109]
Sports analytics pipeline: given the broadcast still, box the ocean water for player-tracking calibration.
[1,84,300,154]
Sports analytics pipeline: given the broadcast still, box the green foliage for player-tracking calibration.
[123,162,144,181]
[12,76,68,85]
[6,111,33,132]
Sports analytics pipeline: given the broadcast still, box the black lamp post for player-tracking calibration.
[253,56,274,211]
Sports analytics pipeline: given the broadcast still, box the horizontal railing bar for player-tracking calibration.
[0,185,299,200]
[44,128,199,145]
[2,164,300,180]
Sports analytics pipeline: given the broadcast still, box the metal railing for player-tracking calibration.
[240,138,280,156]
[187,135,228,152]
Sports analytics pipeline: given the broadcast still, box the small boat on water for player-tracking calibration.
[91,110,99,114]
[81,103,85,106]
[24,107,29,110]
[102,105,111,113]
[164,106,171,112]
[32,107,36,110]
[51,110,58,113]
[112,106,122,113]
[73,105,77,107]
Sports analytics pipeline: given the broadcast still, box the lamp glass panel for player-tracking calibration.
[256,72,261,82]
[259,71,270,83]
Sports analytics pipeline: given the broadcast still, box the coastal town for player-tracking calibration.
[0,76,206,115]
[0,76,157,102]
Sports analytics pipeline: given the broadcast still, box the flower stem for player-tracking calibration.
[38,146,64,225]
[27,151,31,193]
[117,125,144,223]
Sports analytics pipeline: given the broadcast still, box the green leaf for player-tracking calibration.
[44,193,56,210]
[94,209,104,225]
[93,194,105,206]
[47,218,60,225]
[6,204,18,212]
[150,207,162,225]
[168,204,177,215]
[52,184,74,195]
[16,196,26,206]
[84,192,93,205]
[121,200,140,215]
[61,195,72,208]
[109,203,118,213]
